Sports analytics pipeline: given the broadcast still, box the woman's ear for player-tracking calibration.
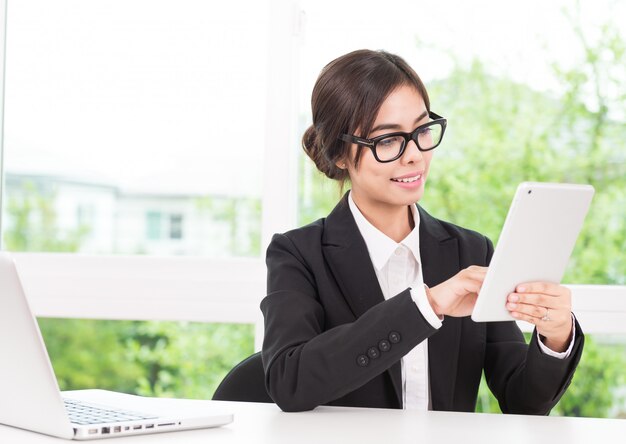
[335,159,347,170]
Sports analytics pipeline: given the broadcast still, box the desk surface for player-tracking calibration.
[1,400,625,444]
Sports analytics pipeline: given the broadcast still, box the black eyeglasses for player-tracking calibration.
[339,111,447,163]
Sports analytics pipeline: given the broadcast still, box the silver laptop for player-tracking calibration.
[0,252,233,440]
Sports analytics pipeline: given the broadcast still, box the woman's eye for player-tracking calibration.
[418,127,432,135]
[378,136,402,148]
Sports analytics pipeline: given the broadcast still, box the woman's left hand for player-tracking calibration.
[506,282,573,352]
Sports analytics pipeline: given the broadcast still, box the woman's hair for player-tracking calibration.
[302,49,430,184]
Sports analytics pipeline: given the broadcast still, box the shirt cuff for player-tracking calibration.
[537,314,576,359]
[409,285,443,329]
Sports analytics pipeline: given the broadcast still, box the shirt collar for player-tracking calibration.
[348,191,421,271]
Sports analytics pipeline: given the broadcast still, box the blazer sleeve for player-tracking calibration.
[260,233,437,412]
[481,236,585,415]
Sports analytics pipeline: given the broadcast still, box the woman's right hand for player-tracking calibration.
[426,266,488,317]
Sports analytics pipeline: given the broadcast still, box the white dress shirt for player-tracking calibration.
[348,193,439,410]
[347,192,574,411]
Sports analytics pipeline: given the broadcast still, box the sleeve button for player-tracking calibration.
[378,339,391,352]
[367,347,380,359]
[389,331,401,343]
[356,355,370,367]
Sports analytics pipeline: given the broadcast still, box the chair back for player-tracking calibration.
[212,351,272,403]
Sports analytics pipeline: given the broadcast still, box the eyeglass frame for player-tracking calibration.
[339,111,447,163]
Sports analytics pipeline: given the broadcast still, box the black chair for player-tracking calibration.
[212,351,273,403]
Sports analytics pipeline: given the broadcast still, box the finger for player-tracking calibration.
[507,292,562,309]
[516,282,564,296]
[506,302,548,320]
[462,281,482,294]
[463,270,488,283]
[457,270,487,286]
[509,310,540,325]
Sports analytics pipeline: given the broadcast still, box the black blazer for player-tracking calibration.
[261,193,583,413]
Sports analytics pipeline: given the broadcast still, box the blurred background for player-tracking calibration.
[1,0,624,417]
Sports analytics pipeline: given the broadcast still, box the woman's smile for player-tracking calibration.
[390,171,424,188]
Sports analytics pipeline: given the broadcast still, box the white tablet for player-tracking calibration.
[471,182,594,322]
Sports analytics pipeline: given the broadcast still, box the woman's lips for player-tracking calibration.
[390,173,422,183]
[390,172,424,189]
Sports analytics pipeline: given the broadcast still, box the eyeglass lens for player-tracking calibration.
[375,123,443,161]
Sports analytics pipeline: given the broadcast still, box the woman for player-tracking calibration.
[260,49,583,413]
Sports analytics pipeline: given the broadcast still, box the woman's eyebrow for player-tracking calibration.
[414,109,429,124]
[370,123,403,132]
[370,110,429,133]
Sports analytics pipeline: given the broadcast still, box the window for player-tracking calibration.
[2,0,269,258]
[0,0,270,405]
[0,0,624,417]
[169,214,183,240]
[146,212,163,241]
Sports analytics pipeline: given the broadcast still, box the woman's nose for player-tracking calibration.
[401,139,423,164]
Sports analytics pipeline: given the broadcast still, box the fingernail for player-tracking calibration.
[508,303,517,309]
[517,286,526,293]
[509,295,519,302]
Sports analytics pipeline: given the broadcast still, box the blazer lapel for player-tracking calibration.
[321,193,386,318]
[321,193,403,406]
[418,205,463,411]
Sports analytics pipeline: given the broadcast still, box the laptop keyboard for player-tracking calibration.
[64,398,158,425]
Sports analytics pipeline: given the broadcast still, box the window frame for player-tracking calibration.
[11,252,626,333]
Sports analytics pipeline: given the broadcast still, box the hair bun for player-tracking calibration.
[302,125,344,180]
[302,125,318,156]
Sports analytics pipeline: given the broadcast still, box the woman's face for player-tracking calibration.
[343,84,433,211]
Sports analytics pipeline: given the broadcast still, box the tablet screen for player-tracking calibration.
[471,182,594,322]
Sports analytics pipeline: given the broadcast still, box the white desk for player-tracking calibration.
[1,400,624,444]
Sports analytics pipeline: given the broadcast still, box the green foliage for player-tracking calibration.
[424,55,625,285]
[552,337,626,417]
[3,181,90,252]
[125,321,254,399]
[38,319,144,393]
[38,319,254,400]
